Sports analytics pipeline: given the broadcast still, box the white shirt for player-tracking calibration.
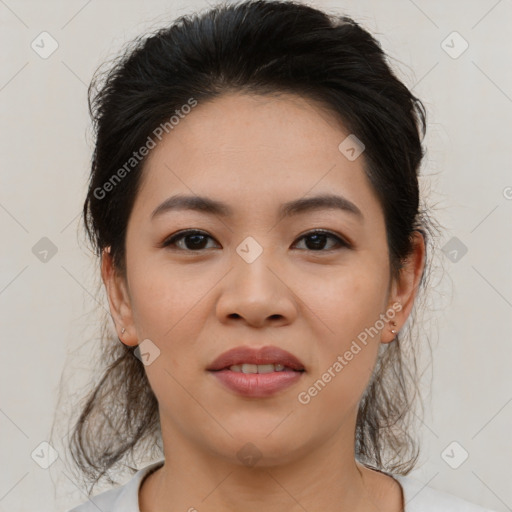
[67,460,498,512]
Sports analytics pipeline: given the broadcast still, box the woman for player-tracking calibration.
[64,1,497,510]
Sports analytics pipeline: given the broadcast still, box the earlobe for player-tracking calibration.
[381,311,400,345]
[101,247,138,347]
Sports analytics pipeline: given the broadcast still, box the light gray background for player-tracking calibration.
[1,0,511,511]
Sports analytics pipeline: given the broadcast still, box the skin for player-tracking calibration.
[102,92,425,512]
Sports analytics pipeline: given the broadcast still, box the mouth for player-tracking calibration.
[207,345,305,398]
[223,363,304,374]
[206,345,306,372]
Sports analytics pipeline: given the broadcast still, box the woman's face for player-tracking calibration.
[106,92,420,466]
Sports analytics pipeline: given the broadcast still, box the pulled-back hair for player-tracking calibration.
[57,0,441,495]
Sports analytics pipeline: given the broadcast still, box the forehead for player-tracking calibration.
[134,92,383,224]
[151,92,350,170]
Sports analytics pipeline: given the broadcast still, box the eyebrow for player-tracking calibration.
[151,193,364,222]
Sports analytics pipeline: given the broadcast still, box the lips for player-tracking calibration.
[207,345,305,398]
[207,345,305,372]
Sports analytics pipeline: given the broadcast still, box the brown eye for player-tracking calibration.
[161,229,350,252]
[162,230,218,251]
[293,230,349,251]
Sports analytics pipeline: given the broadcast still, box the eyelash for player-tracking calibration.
[160,229,351,252]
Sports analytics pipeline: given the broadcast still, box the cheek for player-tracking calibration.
[126,259,219,385]
[297,259,388,402]
[301,258,389,344]
[127,259,205,341]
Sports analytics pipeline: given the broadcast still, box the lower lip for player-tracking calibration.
[209,369,303,398]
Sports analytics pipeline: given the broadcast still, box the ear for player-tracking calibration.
[101,247,138,347]
[381,230,426,344]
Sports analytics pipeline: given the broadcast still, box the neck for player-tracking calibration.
[139,427,399,512]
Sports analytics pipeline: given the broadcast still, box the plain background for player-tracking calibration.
[0,0,511,511]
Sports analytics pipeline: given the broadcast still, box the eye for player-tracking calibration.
[161,230,218,251]
[292,230,350,251]
[160,229,350,252]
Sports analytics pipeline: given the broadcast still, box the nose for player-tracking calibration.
[215,249,298,328]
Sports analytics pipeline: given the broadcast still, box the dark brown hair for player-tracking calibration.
[56,0,441,495]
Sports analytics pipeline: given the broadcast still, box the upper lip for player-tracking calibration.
[207,345,305,371]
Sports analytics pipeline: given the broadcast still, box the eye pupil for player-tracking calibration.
[187,234,207,249]
[306,233,327,250]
